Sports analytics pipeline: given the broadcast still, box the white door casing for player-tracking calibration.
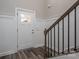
[17,8,36,50]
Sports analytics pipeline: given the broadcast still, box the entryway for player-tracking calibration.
[16,8,36,50]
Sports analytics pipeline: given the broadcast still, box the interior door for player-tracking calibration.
[17,10,35,50]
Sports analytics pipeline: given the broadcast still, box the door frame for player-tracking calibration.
[15,8,36,50]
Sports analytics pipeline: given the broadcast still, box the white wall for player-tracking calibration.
[47,0,77,18]
[32,19,47,47]
[76,5,79,48]
[0,0,15,16]
[0,0,47,19]
[0,16,17,57]
[16,0,47,19]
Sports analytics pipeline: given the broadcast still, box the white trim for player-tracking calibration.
[0,15,15,19]
[37,17,58,22]
[15,8,36,51]
[34,44,44,48]
[0,50,17,57]
[35,17,58,22]
[48,17,58,21]
[55,46,74,52]
[15,8,36,15]
[0,15,17,57]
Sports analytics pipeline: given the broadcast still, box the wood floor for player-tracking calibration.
[0,47,46,59]
[0,46,79,59]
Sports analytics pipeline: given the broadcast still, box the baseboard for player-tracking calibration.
[34,44,44,48]
[0,50,17,57]
[54,46,74,52]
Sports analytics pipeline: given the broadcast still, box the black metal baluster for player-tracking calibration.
[44,29,47,58]
[62,19,64,54]
[68,14,70,53]
[48,32,49,57]
[50,30,52,56]
[74,7,77,51]
[58,23,60,55]
[54,27,56,56]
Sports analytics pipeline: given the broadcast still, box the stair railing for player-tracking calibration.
[44,0,79,58]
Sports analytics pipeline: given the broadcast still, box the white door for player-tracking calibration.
[17,9,35,50]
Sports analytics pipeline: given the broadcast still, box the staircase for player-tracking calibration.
[44,0,79,59]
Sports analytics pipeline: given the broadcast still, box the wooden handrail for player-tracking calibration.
[46,0,79,33]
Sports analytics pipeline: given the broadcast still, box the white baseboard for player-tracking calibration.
[0,50,17,57]
[34,44,44,48]
[54,46,74,52]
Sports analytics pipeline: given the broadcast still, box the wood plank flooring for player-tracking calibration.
[1,46,79,59]
[0,47,47,59]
